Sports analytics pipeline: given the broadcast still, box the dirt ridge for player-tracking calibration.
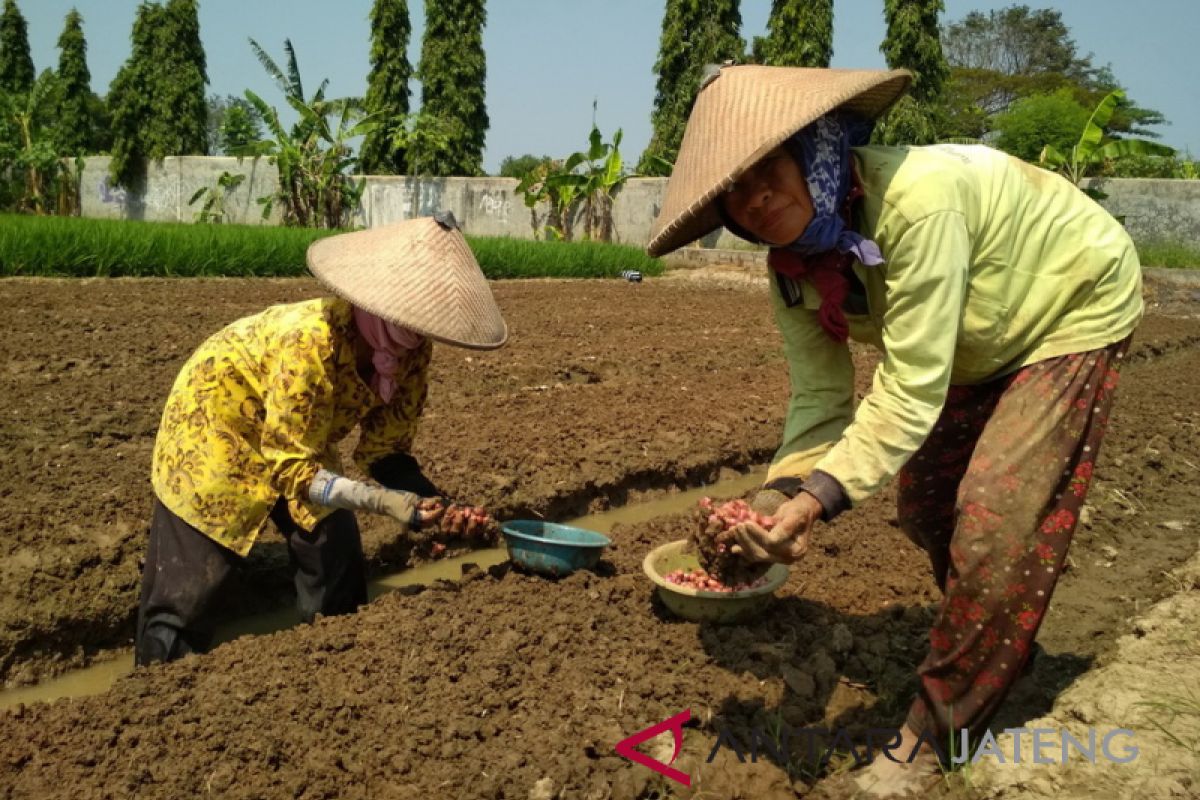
[0,278,1197,800]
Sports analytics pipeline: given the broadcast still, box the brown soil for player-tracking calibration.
[0,277,810,684]
[0,277,1197,800]
[974,551,1200,799]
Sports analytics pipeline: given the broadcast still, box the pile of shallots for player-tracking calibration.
[421,501,498,557]
[437,503,497,541]
[699,497,777,532]
[663,566,770,593]
[689,496,775,586]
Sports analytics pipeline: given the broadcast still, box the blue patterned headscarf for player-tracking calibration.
[779,112,884,266]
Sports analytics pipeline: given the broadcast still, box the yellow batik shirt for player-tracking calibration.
[151,297,432,556]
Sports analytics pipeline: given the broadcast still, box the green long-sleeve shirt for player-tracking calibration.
[768,144,1143,506]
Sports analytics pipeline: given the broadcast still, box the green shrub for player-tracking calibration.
[993,89,1090,163]
[1136,240,1200,270]
[1104,155,1199,180]
[0,215,663,278]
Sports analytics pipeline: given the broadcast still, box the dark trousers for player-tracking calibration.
[135,498,367,666]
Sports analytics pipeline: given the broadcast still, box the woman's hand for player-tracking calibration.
[374,491,443,530]
[415,496,446,529]
[726,491,823,564]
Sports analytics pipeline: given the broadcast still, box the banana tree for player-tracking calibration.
[516,124,631,242]
[248,38,329,142]
[237,40,377,229]
[0,73,80,215]
[1040,89,1175,198]
[575,125,627,242]
[187,170,247,223]
[515,152,585,241]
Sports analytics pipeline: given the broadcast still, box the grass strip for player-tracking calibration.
[0,215,663,279]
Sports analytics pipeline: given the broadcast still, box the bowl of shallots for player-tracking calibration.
[642,539,789,624]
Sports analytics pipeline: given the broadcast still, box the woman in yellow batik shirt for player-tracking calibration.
[137,213,507,666]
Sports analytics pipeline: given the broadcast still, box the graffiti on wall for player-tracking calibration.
[475,189,510,219]
[98,175,127,206]
[96,170,178,220]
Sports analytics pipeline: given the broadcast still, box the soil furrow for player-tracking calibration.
[0,278,1196,800]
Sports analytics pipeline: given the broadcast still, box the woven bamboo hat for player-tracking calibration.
[646,65,912,258]
[307,212,508,350]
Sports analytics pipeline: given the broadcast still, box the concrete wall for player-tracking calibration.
[76,155,1198,250]
[1080,177,1200,245]
[80,156,283,225]
[354,176,522,238]
[74,156,747,249]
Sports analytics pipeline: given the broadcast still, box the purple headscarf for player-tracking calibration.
[779,112,884,267]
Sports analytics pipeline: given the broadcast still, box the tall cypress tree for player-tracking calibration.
[108,0,207,186]
[411,0,487,176]
[149,0,207,156]
[107,2,164,187]
[755,0,833,67]
[0,0,34,95]
[55,9,93,155]
[880,0,948,103]
[638,0,745,174]
[360,0,412,175]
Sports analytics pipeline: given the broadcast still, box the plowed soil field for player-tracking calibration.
[0,277,1197,799]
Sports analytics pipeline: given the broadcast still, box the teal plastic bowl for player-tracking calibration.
[501,520,612,577]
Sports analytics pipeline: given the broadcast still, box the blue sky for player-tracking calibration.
[21,1,1199,173]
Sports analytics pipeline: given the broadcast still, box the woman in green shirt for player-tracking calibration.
[647,65,1141,796]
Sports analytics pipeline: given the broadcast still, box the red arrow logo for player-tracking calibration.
[614,709,692,787]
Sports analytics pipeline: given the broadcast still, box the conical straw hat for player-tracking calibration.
[646,65,912,258]
[307,213,508,350]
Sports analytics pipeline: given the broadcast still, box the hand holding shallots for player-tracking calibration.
[722,491,823,564]
[691,497,776,585]
[413,496,447,529]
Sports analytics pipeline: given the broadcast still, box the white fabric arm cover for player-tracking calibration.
[308,468,419,528]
